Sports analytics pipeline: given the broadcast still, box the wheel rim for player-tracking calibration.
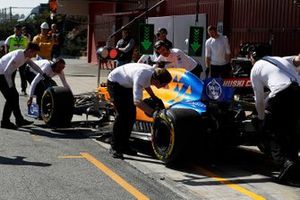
[153,120,174,155]
[41,92,54,121]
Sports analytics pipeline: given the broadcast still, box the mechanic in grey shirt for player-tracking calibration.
[250,45,300,183]
[0,42,44,129]
[107,63,172,159]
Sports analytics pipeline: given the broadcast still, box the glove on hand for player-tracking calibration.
[42,73,50,80]
[257,119,265,134]
[152,96,165,110]
[42,73,53,87]
[252,117,265,134]
[152,109,161,119]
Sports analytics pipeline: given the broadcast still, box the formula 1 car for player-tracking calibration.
[37,65,261,165]
[130,69,258,164]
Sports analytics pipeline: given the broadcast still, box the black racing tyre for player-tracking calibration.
[296,118,300,150]
[151,108,201,165]
[41,86,74,128]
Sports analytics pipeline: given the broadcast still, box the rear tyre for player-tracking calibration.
[41,86,74,128]
[151,108,201,165]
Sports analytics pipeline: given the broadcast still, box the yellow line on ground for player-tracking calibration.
[80,152,149,200]
[197,166,266,200]
[58,155,84,159]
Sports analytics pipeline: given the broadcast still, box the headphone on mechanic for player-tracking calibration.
[248,43,271,61]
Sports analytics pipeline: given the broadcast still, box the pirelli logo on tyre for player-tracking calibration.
[223,78,252,87]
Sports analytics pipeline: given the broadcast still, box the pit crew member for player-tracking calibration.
[0,43,44,129]
[27,58,71,118]
[250,45,300,184]
[153,40,203,78]
[205,25,231,78]
[107,63,172,159]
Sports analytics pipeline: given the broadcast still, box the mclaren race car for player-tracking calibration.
[36,65,261,165]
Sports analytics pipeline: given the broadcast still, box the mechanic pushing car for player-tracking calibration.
[153,40,203,78]
[250,44,300,184]
[26,58,72,119]
[107,63,172,159]
[0,42,45,129]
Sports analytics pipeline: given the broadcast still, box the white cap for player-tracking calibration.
[40,22,49,29]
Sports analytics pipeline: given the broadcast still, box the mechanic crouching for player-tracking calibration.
[250,44,300,184]
[26,58,72,119]
[107,63,172,159]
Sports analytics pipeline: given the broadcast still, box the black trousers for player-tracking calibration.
[24,65,37,84]
[267,82,300,164]
[211,63,232,78]
[190,64,203,78]
[0,75,23,122]
[51,45,61,59]
[107,80,136,152]
[12,63,27,92]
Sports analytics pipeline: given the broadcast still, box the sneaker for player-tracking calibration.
[16,119,33,127]
[277,160,296,182]
[122,148,138,156]
[109,148,124,159]
[1,121,18,130]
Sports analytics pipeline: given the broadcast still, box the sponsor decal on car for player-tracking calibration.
[223,78,251,87]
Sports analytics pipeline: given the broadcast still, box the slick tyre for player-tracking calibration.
[41,86,74,128]
[151,108,200,165]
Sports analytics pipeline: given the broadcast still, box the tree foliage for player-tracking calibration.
[0,10,88,57]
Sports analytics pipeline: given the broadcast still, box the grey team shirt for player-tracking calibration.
[108,63,154,104]
[250,56,300,120]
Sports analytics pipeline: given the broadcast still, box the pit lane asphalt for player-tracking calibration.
[2,57,300,200]
[0,58,191,200]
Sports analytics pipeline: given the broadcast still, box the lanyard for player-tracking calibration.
[262,58,298,82]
